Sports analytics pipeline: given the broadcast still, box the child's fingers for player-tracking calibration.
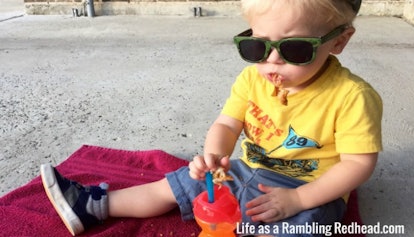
[189,154,232,180]
[192,155,207,167]
[188,155,208,180]
[203,153,220,170]
[219,155,231,171]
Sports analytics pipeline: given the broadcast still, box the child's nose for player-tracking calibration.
[266,47,284,64]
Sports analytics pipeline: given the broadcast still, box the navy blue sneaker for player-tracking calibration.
[40,164,109,236]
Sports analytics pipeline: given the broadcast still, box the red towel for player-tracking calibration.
[0,145,364,236]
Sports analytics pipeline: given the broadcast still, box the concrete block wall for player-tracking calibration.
[404,0,414,24]
[24,0,242,16]
[361,0,405,16]
[24,0,414,25]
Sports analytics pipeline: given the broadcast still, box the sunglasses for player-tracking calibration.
[233,24,348,65]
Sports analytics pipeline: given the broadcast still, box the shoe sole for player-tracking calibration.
[40,164,84,236]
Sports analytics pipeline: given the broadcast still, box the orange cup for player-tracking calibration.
[193,185,241,237]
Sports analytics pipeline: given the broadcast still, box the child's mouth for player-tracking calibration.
[269,73,289,106]
[268,73,283,84]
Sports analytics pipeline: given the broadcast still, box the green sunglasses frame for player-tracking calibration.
[233,24,349,65]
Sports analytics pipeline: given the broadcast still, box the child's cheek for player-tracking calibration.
[254,64,268,79]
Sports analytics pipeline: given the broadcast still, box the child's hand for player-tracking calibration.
[188,154,230,180]
[245,184,304,223]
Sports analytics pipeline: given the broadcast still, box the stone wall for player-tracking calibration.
[24,0,414,24]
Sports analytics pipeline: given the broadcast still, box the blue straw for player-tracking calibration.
[205,171,214,203]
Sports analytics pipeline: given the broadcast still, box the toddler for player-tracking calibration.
[41,0,382,236]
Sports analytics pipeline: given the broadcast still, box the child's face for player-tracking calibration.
[249,4,344,93]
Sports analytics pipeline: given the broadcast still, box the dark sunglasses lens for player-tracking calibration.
[239,39,266,62]
[280,40,314,64]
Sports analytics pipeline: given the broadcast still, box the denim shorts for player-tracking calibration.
[166,159,346,237]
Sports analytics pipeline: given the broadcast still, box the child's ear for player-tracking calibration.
[331,26,356,54]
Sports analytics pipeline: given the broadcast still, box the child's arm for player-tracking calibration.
[246,153,378,222]
[189,114,243,180]
[297,152,378,208]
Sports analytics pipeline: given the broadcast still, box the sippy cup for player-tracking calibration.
[193,185,241,237]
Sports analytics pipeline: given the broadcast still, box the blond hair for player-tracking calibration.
[241,0,357,27]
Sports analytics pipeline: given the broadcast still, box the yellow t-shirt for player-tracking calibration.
[222,56,383,183]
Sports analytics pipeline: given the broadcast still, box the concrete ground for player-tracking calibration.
[1,2,413,237]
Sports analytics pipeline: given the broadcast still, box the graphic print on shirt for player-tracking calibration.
[245,126,322,178]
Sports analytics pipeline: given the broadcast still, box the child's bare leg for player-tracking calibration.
[40,164,178,236]
[108,178,177,218]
